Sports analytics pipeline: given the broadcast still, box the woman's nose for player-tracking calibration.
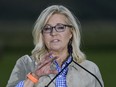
[50,28,58,36]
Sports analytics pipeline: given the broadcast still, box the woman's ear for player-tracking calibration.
[68,36,73,45]
[69,34,72,40]
[69,28,73,39]
[68,39,73,54]
[69,32,73,42]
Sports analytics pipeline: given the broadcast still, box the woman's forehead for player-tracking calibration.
[45,13,70,25]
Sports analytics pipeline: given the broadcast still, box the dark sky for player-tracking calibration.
[0,0,116,21]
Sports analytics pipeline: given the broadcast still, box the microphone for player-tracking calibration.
[68,44,103,87]
[45,56,73,87]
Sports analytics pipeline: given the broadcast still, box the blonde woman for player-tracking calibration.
[7,5,104,87]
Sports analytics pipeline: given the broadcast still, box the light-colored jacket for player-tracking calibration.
[7,55,104,87]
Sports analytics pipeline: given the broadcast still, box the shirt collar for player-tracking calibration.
[53,55,72,71]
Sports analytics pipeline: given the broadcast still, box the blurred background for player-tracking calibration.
[0,0,116,87]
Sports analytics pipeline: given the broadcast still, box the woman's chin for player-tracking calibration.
[49,47,61,52]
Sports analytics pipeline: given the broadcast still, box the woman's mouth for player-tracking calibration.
[51,39,60,43]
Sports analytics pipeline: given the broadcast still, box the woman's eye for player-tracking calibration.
[57,26,64,29]
[44,28,51,31]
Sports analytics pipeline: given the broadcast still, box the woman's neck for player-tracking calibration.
[51,50,69,67]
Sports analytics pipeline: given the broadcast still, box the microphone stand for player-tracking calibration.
[72,60,103,87]
[45,57,73,87]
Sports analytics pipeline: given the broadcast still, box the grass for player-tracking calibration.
[0,48,116,87]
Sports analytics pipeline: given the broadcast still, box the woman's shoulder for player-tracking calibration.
[16,55,34,63]
[15,55,36,72]
[81,60,98,67]
[71,59,100,74]
[80,60,100,74]
[15,55,36,68]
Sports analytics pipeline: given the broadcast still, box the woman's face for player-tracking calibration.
[42,14,72,52]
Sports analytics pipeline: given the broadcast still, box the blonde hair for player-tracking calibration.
[32,5,86,63]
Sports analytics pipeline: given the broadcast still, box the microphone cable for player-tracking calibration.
[45,57,73,87]
[68,44,103,87]
[44,56,103,87]
[72,59,103,87]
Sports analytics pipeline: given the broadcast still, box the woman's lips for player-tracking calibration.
[51,39,60,43]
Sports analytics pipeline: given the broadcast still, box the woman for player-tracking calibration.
[7,5,104,87]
